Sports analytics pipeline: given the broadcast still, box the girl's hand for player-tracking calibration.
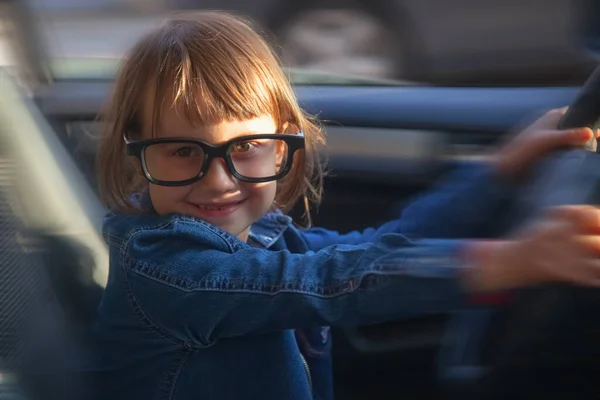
[464,205,600,292]
[494,108,599,180]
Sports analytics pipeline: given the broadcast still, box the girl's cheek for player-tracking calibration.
[250,182,277,203]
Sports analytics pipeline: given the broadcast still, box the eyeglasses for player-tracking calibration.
[125,132,305,186]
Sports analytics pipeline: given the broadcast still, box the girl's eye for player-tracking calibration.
[232,141,256,152]
[173,147,195,157]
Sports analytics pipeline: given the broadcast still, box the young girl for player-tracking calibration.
[87,11,600,400]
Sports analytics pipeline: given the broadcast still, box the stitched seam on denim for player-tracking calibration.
[374,266,458,273]
[249,213,292,248]
[190,281,361,296]
[262,222,288,249]
[123,245,454,295]
[174,217,243,251]
[119,216,238,289]
[125,257,197,290]
[375,261,457,268]
[126,259,363,297]
[120,216,242,288]
[104,233,125,249]
[122,219,179,245]
[160,348,191,400]
[374,251,458,270]
[119,246,187,347]
[113,215,226,247]
[247,231,271,248]
[112,214,247,252]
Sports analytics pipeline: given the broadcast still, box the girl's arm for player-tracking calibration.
[399,163,513,239]
[120,216,468,348]
[115,205,600,348]
[303,108,599,251]
[302,163,512,251]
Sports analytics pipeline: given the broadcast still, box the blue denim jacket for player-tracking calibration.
[83,164,513,400]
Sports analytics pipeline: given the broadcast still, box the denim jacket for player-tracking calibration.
[83,164,513,400]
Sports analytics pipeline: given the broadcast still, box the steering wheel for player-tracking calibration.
[466,66,600,399]
[436,66,600,399]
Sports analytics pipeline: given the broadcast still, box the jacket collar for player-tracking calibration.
[248,210,293,249]
[130,192,293,249]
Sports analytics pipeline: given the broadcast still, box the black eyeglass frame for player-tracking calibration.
[125,132,305,186]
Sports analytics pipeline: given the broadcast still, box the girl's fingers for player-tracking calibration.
[566,128,594,144]
[548,206,600,234]
[542,128,593,149]
[575,235,600,256]
[573,259,600,286]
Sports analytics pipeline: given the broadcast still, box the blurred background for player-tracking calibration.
[2,0,600,85]
[2,1,600,399]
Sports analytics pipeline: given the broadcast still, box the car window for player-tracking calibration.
[14,2,410,86]
[49,57,409,86]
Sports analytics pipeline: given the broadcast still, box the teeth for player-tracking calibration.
[200,205,227,210]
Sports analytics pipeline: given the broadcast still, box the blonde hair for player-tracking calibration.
[97,11,326,223]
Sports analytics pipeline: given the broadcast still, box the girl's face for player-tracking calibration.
[140,101,282,241]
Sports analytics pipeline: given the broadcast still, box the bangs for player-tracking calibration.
[154,59,278,128]
[134,13,292,132]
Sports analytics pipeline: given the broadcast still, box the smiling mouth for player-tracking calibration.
[197,203,239,211]
[190,199,245,215]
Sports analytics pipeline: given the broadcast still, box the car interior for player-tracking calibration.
[3,1,600,399]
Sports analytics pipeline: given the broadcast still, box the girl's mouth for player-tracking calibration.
[190,200,245,217]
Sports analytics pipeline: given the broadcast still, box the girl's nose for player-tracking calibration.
[199,158,237,191]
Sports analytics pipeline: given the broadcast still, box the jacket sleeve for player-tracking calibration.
[122,221,469,348]
[399,163,515,239]
[301,163,515,252]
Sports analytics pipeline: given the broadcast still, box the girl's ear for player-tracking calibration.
[281,122,290,133]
